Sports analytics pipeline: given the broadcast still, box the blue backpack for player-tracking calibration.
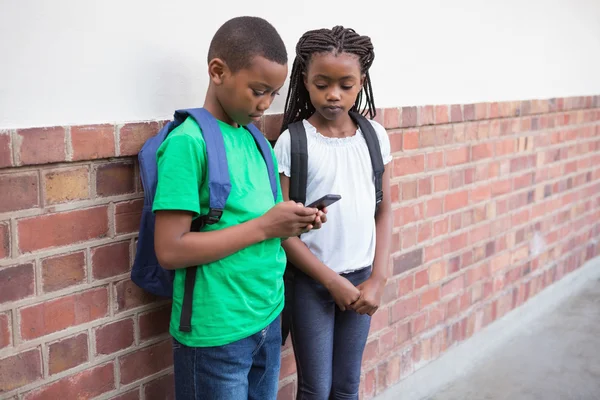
[131,108,278,332]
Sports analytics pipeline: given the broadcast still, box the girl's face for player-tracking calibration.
[303,52,365,121]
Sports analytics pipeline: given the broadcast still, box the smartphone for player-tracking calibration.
[307,194,341,210]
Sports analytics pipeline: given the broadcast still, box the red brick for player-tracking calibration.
[0,132,12,168]
[0,222,8,259]
[145,373,175,400]
[470,184,492,204]
[96,162,135,197]
[0,263,34,304]
[442,276,465,298]
[426,198,444,218]
[403,130,419,150]
[450,105,463,122]
[16,127,66,165]
[475,103,488,120]
[415,270,429,289]
[393,248,423,275]
[419,177,432,196]
[463,104,475,121]
[116,279,158,312]
[120,340,172,384]
[447,232,468,253]
[20,287,108,340]
[496,139,515,156]
[420,287,440,308]
[18,206,108,253]
[41,252,86,293]
[48,333,88,375]
[402,180,418,200]
[445,190,468,211]
[115,199,143,234]
[279,350,296,380]
[0,312,11,349]
[23,363,114,400]
[95,318,134,355]
[43,167,90,205]
[392,296,419,322]
[435,126,453,146]
[419,106,435,126]
[383,108,400,129]
[418,222,432,243]
[0,172,39,213]
[401,107,418,128]
[435,105,449,124]
[389,131,402,153]
[419,127,435,147]
[92,241,131,280]
[434,174,450,192]
[446,147,469,166]
[427,151,444,170]
[0,348,42,392]
[491,179,512,197]
[472,143,493,161]
[395,203,424,225]
[399,275,414,294]
[119,122,161,156]
[278,381,296,400]
[402,226,417,249]
[433,218,449,237]
[110,390,140,400]
[139,306,171,341]
[263,114,283,142]
[71,124,116,161]
[424,243,443,263]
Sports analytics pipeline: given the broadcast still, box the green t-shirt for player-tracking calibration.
[152,116,286,347]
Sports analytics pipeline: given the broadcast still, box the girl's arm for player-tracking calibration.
[352,163,393,315]
[280,174,361,311]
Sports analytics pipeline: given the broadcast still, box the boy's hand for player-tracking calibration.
[325,275,361,311]
[260,201,318,239]
[312,207,328,230]
[351,278,385,316]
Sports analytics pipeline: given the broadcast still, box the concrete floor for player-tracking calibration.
[377,259,600,400]
[429,281,600,400]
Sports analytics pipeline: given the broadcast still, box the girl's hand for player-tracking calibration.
[352,277,386,316]
[325,275,360,311]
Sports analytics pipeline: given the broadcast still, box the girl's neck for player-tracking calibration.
[307,112,357,138]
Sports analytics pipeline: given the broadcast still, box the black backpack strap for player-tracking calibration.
[179,219,204,332]
[350,111,385,211]
[288,121,308,205]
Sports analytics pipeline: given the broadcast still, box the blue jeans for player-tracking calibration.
[291,267,372,400]
[172,315,281,400]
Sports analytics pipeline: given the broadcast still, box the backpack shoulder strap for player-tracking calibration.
[288,121,308,205]
[183,108,231,226]
[350,111,385,209]
[245,123,278,202]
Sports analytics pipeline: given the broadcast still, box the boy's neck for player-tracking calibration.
[203,86,238,127]
[308,112,356,138]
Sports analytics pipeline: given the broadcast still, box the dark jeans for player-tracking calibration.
[291,267,372,400]
[173,315,281,400]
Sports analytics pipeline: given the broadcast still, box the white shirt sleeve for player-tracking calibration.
[369,120,393,165]
[273,129,292,177]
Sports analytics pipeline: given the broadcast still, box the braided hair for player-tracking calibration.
[280,26,376,133]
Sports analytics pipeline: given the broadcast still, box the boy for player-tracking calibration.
[152,16,322,400]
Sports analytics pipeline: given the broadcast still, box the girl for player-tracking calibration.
[274,26,393,399]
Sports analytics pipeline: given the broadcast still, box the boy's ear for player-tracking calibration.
[208,58,230,85]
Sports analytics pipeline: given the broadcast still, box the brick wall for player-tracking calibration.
[0,96,599,399]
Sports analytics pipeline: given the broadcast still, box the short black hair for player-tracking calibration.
[207,16,288,72]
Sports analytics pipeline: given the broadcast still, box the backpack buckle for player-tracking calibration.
[205,208,223,225]
[376,190,383,205]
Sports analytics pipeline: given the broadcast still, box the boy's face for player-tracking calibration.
[303,52,364,121]
[214,56,288,126]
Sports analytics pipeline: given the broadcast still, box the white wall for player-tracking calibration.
[1,0,599,129]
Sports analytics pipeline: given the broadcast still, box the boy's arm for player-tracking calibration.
[155,201,318,270]
[351,164,393,315]
[280,174,361,311]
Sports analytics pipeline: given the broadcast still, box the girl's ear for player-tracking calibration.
[208,58,230,85]
[360,73,366,88]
